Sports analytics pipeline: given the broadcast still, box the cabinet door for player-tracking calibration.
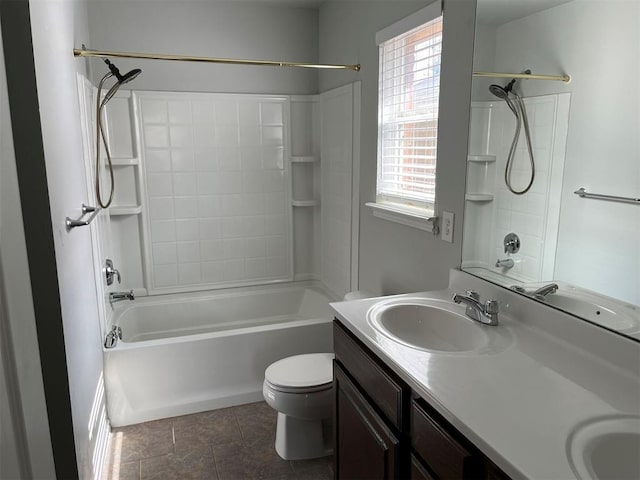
[334,363,401,479]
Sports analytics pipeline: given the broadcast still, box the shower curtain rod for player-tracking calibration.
[73,48,361,72]
[473,71,571,83]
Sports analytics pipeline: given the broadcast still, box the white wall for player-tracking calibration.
[29,0,109,477]
[319,0,476,295]
[0,17,56,479]
[492,0,639,304]
[86,1,318,95]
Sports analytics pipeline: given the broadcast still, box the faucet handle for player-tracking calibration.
[105,258,121,285]
[466,290,480,301]
[484,299,499,314]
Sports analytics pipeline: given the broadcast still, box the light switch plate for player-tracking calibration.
[441,211,454,243]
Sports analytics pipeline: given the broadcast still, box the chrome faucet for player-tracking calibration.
[109,290,135,305]
[511,283,559,301]
[531,283,559,299]
[495,258,514,269]
[452,290,499,326]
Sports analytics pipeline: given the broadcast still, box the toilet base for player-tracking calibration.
[274,413,333,460]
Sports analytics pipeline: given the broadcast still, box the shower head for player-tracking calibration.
[104,59,142,86]
[489,84,510,100]
[489,78,519,116]
[100,59,142,105]
[489,78,517,99]
[118,68,142,85]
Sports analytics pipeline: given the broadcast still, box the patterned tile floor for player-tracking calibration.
[102,402,333,480]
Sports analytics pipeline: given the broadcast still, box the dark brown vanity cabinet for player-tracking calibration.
[333,320,511,480]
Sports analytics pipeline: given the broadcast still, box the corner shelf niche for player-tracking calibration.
[292,200,319,207]
[291,155,318,164]
[110,205,143,216]
[465,193,494,202]
[467,154,496,163]
[466,152,496,203]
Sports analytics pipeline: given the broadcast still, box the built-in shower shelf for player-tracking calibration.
[110,205,143,215]
[291,156,319,164]
[467,154,496,163]
[111,157,140,166]
[292,200,319,207]
[465,193,494,202]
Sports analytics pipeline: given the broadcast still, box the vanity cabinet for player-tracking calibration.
[333,320,511,480]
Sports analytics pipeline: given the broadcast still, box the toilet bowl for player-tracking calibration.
[263,353,334,460]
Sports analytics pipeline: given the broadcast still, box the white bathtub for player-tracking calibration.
[104,282,335,427]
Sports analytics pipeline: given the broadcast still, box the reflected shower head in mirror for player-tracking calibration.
[489,79,518,115]
[95,59,142,208]
[488,77,535,195]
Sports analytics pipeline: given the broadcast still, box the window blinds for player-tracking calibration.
[377,13,443,210]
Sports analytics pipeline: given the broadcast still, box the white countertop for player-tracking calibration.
[330,270,640,479]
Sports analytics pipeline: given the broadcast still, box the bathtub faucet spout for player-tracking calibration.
[109,290,135,305]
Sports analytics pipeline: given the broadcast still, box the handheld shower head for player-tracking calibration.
[104,59,142,86]
[489,78,517,100]
[95,59,142,208]
[101,60,142,105]
[489,84,510,100]
[119,68,142,85]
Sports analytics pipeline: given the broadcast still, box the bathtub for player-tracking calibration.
[104,282,335,427]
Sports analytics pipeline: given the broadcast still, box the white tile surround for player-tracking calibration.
[320,85,355,299]
[463,93,570,283]
[136,92,291,291]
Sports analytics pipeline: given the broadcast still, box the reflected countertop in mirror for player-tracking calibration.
[461,0,640,341]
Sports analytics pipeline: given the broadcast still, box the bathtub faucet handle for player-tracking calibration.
[105,258,121,285]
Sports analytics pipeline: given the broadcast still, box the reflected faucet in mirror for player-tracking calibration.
[511,283,559,301]
[496,258,514,269]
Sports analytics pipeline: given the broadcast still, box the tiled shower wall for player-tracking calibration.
[137,92,291,292]
[465,93,569,283]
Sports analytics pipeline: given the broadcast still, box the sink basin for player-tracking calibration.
[542,289,640,334]
[568,416,640,480]
[367,298,490,353]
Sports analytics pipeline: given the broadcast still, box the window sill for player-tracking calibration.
[365,202,438,233]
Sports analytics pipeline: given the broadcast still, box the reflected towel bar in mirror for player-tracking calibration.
[574,188,640,205]
[66,204,101,231]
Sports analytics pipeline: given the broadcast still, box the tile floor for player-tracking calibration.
[102,402,333,480]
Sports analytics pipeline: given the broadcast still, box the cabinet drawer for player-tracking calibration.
[333,320,407,429]
[411,399,481,479]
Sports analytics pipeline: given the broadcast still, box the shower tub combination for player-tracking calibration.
[104,282,334,427]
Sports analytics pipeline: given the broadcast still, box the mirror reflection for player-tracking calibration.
[462,0,640,340]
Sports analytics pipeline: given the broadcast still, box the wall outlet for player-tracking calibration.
[441,211,454,243]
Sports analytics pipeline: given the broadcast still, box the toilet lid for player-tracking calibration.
[265,353,334,389]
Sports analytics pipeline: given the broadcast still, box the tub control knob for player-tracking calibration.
[105,258,121,286]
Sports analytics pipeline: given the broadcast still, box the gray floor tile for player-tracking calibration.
[111,420,174,462]
[141,446,218,480]
[174,412,242,452]
[213,441,293,480]
[102,461,140,480]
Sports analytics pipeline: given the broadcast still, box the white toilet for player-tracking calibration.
[263,353,334,460]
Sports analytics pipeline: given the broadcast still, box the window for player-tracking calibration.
[368,4,443,230]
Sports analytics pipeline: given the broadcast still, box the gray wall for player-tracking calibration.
[86,1,319,95]
[319,0,476,295]
[28,0,105,477]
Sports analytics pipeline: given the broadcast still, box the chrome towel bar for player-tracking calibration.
[66,204,100,231]
[574,188,640,205]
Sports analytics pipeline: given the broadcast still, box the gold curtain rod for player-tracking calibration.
[473,71,571,83]
[74,48,361,72]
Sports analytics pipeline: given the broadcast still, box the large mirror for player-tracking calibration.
[462,0,640,340]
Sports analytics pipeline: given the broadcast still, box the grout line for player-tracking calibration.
[211,444,223,480]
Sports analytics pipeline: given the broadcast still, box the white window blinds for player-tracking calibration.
[377,9,443,213]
